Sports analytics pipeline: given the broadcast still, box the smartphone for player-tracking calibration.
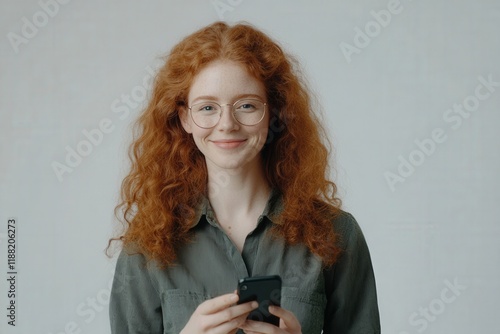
[237,275,282,326]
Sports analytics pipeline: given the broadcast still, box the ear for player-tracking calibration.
[178,106,193,134]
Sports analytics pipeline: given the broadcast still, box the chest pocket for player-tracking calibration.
[281,286,326,334]
[161,289,210,334]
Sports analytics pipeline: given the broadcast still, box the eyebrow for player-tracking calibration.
[191,94,266,104]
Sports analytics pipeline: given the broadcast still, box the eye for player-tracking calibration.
[200,105,215,111]
[235,102,257,112]
[193,102,219,113]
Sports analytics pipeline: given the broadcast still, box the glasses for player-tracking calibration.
[188,98,267,129]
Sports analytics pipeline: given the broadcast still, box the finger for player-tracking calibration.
[213,312,253,334]
[197,293,239,314]
[269,306,301,330]
[240,330,260,334]
[196,300,258,331]
[210,301,258,325]
[239,320,281,334]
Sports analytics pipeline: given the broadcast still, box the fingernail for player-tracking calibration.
[251,301,259,308]
[231,294,239,301]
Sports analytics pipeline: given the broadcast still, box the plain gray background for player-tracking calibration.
[1,0,499,333]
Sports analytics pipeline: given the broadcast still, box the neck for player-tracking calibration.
[206,158,271,222]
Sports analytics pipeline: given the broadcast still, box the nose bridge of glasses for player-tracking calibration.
[219,103,235,113]
[217,103,239,122]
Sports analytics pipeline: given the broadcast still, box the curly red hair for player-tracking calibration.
[110,21,343,267]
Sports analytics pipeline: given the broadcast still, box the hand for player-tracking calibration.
[180,293,258,334]
[239,305,302,334]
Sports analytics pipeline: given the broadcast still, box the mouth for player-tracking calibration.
[211,139,247,149]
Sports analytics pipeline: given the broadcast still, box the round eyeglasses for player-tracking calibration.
[188,98,267,129]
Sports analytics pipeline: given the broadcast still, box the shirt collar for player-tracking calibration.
[189,187,284,229]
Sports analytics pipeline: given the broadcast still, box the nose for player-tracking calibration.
[217,104,239,131]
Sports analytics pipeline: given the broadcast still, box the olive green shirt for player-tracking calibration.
[109,190,381,333]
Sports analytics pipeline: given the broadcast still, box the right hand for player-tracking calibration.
[180,292,258,334]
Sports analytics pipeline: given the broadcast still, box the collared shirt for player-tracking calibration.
[109,190,381,333]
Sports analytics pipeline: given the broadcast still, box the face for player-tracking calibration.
[180,60,269,174]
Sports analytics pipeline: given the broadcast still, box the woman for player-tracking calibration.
[109,21,380,334]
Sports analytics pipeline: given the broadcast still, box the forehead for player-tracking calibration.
[188,60,266,103]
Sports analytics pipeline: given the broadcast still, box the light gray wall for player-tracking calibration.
[1,0,499,333]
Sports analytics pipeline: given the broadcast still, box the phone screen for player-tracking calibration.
[237,275,282,326]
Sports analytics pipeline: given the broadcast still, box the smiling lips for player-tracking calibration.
[211,139,247,149]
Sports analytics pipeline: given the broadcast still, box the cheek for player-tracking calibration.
[258,126,269,143]
[191,127,211,139]
[191,135,203,150]
[248,123,270,152]
[190,128,211,149]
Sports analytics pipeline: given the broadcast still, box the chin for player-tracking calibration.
[208,155,260,171]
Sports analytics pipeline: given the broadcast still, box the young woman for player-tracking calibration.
[109,21,380,334]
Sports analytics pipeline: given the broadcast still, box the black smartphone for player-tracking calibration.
[237,275,282,326]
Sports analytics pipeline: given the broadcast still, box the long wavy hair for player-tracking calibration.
[109,21,343,267]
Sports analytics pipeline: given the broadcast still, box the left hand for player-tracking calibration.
[238,305,302,334]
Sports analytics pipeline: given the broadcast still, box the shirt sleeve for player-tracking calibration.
[109,247,164,334]
[323,212,381,334]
